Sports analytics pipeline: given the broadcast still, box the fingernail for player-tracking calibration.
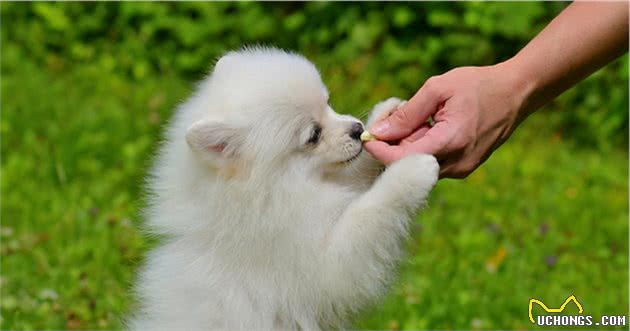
[370,121,389,136]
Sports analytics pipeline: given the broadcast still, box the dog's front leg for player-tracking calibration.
[322,154,439,305]
[365,97,406,128]
[348,98,408,188]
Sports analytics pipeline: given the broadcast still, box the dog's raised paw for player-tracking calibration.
[367,97,407,127]
[389,154,439,189]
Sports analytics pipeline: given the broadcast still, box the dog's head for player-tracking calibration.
[185,48,364,178]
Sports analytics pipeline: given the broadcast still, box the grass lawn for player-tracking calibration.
[1,56,628,329]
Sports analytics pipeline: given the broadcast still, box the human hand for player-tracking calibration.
[364,62,533,178]
[365,0,628,179]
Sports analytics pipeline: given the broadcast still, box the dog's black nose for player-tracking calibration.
[349,122,364,140]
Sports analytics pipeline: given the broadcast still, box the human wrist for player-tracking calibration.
[495,55,540,121]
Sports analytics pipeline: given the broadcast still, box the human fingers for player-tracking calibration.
[399,123,432,146]
[364,120,452,164]
[363,141,409,165]
[370,77,450,141]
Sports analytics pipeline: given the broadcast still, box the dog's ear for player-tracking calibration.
[186,119,244,158]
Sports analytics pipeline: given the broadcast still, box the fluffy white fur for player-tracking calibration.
[129,48,439,330]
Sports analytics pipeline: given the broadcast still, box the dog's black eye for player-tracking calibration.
[307,124,322,145]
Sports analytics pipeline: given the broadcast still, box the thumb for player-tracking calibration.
[370,79,448,141]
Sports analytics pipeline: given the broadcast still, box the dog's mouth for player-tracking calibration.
[341,148,362,164]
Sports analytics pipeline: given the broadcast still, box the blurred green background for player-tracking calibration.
[1,2,628,330]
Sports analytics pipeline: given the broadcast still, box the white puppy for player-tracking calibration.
[129,47,439,330]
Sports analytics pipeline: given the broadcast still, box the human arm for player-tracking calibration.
[364,1,629,178]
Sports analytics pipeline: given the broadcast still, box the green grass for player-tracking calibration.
[2,56,628,329]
